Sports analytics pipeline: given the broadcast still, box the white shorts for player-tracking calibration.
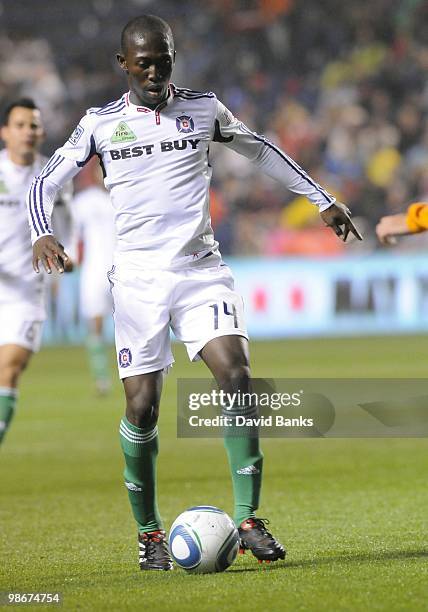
[109,263,248,378]
[0,304,43,352]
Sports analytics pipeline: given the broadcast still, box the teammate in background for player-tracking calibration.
[376,202,428,244]
[0,99,71,446]
[28,15,362,570]
[72,158,115,395]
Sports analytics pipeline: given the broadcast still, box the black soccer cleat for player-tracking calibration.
[138,530,174,571]
[238,518,286,563]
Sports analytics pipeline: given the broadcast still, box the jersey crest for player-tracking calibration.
[176,115,194,133]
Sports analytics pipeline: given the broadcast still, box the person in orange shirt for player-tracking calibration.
[376,202,428,244]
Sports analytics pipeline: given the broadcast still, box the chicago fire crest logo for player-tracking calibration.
[118,348,132,368]
[176,115,194,133]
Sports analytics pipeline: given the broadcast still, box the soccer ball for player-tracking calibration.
[169,505,240,573]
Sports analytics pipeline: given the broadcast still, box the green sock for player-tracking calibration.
[119,417,162,533]
[86,335,110,385]
[0,388,17,445]
[223,405,264,526]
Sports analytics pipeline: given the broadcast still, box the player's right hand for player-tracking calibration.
[63,257,74,273]
[32,235,70,274]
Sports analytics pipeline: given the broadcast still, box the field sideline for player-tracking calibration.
[0,336,427,611]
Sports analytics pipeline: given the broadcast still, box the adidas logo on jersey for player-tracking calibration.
[236,465,260,475]
[111,122,137,143]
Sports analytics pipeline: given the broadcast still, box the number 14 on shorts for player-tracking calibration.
[209,301,238,330]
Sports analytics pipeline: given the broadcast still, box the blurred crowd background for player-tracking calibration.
[1,0,427,256]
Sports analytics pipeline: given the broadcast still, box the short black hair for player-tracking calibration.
[121,14,174,54]
[2,98,39,126]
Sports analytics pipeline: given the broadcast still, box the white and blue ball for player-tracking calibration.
[169,506,239,573]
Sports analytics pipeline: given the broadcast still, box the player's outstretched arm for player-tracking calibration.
[320,202,363,242]
[32,235,70,274]
[376,214,409,245]
[376,203,428,245]
[212,99,362,242]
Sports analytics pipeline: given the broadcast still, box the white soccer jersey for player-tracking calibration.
[27,85,335,269]
[0,150,47,316]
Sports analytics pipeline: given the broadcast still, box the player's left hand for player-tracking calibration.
[320,202,363,242]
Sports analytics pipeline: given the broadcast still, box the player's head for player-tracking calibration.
[1,98,44,164]
[117,15,175,108]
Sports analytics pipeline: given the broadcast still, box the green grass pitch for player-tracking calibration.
[0,336,427,611]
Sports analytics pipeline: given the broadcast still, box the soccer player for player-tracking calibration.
[28,15,361,570]
[0,99,71,446]
[72,159,115,394]
[376,202,428,244]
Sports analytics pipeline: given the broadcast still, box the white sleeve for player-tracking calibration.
[27,113,96,244]
[212,99,335,210]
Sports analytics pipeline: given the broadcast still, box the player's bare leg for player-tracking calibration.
[200,335,286,563]
[200,335,251,393]
[120,371,173,570]
[0,344,32,445]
